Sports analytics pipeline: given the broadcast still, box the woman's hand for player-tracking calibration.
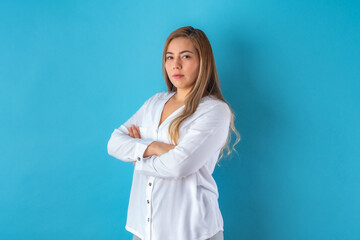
[142,141,175,158]
[128,125,141,139]
[128,125,141,166]
[127,124,177,165]
[152,141,176,156]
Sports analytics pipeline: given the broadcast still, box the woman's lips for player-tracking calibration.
[173,74,184,79]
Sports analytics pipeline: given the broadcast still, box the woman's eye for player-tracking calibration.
[166,55,190,60]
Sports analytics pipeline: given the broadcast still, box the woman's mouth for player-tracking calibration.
[173,74,184,79]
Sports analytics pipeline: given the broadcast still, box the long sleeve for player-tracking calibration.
[134,102,231,179]
[107,95,156,162]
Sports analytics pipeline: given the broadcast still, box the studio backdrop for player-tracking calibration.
[0,0,359,239]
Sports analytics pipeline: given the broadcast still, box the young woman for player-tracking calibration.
[107,26,240,240]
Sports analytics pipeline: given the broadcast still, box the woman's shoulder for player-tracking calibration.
[192,96,231,123]
[145,91,230,113]
[201,95,230,112]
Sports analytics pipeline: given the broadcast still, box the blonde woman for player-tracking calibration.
[107,26,240,240]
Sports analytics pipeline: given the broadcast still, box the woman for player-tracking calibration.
[107,26,240,240]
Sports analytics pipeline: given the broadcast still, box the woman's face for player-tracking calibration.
[165,37,200,92]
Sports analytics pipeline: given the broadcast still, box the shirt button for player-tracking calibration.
[147,200,150,204]
[137,157,141,161]
[147,218,150,222]
[148,182,152,186]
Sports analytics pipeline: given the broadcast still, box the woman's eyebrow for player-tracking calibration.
[166,50,194,54]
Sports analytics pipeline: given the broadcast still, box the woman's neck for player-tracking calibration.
[173,88,191,103]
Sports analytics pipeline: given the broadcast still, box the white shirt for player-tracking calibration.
[107,91,231,240]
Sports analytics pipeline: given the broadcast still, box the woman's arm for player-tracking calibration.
[128,125,176,165]
[107,95,157,163]
[134,102,231,179]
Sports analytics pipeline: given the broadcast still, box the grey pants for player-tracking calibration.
[132,230,224,240]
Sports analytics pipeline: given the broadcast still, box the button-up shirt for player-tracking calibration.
[107,91,231,240]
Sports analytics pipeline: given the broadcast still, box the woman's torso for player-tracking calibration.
[125,91,226,240]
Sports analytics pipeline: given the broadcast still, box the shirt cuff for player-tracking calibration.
[135,154,156,172]
[133,139,154,162]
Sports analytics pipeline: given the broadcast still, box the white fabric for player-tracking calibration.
[107,91,231,240]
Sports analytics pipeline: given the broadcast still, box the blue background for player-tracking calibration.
[1,0,359,239]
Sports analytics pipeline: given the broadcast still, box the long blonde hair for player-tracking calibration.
[162,26,241,164]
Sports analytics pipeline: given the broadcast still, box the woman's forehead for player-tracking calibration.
[167,37,196,52]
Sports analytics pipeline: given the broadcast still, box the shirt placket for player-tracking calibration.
[145,176,155,240]
[145,114,161,239]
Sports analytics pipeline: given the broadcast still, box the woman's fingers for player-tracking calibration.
[128,125,141,138]
[128,126,134,137]
[131,125,139,138]
[134,126,141,138]
[128,126,141,166]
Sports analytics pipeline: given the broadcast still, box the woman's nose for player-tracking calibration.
[173,58,181,69]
